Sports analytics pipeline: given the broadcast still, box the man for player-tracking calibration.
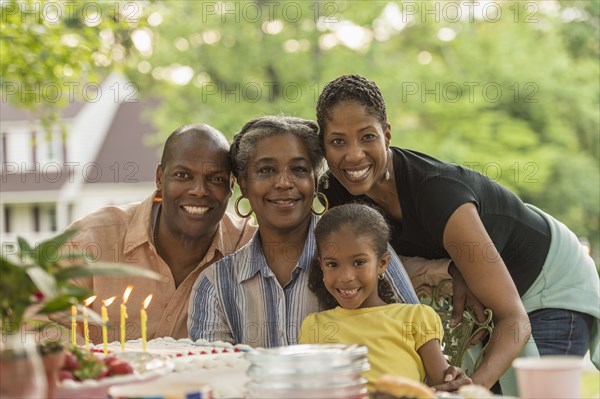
[62,124,255,344]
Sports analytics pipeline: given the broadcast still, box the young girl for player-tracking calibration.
[299,203,471,392]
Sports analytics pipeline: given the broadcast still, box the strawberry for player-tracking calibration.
[58,370,76,382]
[63,351,80,371]
[107,360,134,376]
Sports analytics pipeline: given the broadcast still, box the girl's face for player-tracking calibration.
[319,227,389,309]
[239,133,315,234]
[322,101,391,196]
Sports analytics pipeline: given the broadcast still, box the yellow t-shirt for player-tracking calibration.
[299,303,443,390]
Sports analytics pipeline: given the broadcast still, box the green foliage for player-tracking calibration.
[0,0,146,130]
[0,230,161,334]
[5,0,598,260]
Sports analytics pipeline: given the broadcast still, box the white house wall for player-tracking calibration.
[71,182,155,223]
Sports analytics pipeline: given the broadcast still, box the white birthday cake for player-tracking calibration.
[59,338,252,398]
[97,337,251,371]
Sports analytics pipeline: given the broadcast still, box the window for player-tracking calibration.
[48,206,57,232]
[1,132,7,164]
[31,131,37,165]
[33,205,40,232]
[3,206,11,233]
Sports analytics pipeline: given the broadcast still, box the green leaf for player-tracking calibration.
[56,251,87,263]
[38,295,76,313]
[54,263,162,282]
[71,305,103,325]
[39,229,78,251]
[36,230,79,267]
[16,236,32,260]
[61,285,94,299]
[25,266,58,298]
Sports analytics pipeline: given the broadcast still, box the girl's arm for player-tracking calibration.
[419,339,451,385]
[418,340,472,391]
[443,203,530,388]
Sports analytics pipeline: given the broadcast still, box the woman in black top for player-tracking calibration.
[316,75,599,392]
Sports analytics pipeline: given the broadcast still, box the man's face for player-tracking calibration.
[156,134,233,242]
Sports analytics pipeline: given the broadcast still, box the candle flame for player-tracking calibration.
[103,296,116,307]
[143,294,153,309]
[123,285,133,304]
[84,295,97,306]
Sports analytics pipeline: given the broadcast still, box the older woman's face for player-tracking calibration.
[323,101,390,196]
[239,133,315,233]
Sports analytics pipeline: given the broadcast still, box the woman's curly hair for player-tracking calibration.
[316,74,388,148]
[230,115,324,180]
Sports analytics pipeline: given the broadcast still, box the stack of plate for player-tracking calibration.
[244,344,369,399]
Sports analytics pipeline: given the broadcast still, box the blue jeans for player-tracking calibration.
[528,308,593,356]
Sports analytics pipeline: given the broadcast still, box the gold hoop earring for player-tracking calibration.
[234,196,253,218]
[377,273,385,280]
[311,192,329,216]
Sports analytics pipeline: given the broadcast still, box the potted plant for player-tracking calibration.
[0,230,160,398]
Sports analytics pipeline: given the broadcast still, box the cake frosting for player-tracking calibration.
[94,337,252,372]
[96,337,252,356]
[59,338,252,398]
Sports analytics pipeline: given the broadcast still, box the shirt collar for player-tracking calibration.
[123,192,158,255]
[123,191,225,262]
[239,214,319,282]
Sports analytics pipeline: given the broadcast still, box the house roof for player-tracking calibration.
[1,100,161,192]
[0,102,85,122]
[92,100,160,184]
[1,168,75,192]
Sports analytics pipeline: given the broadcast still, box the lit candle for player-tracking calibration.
[101,296,116,355]
[140,294,153,352]
[83,295,97,349]
[71,305,77,346]
[120,285,133,352]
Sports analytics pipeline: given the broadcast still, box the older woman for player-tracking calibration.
[188,115,418,347]
[316,74,599,393]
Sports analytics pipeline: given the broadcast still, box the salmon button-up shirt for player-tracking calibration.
[57,192,256,344]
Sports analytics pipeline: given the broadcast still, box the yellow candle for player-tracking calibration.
[83,295,97,349]
[101,297,116,355]
[120,285,133,352]
[71,305,77,345]
[140,295,153,352]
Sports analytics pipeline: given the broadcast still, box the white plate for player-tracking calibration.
[57,353,174,399]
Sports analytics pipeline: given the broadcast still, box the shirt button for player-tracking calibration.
[166,315,173,322]
[163,277,170,283]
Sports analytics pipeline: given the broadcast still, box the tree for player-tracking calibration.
[127,0,598,257]
[3,0,598,260]
[1,0,147,131]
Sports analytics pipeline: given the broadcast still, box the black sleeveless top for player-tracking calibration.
[319,147,551,296]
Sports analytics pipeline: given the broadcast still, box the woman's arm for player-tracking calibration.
[443,203,530,388]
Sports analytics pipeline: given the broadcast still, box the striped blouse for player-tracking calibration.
[188,214,418,348]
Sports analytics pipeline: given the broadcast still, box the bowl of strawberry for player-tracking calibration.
[57,346,171,399]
